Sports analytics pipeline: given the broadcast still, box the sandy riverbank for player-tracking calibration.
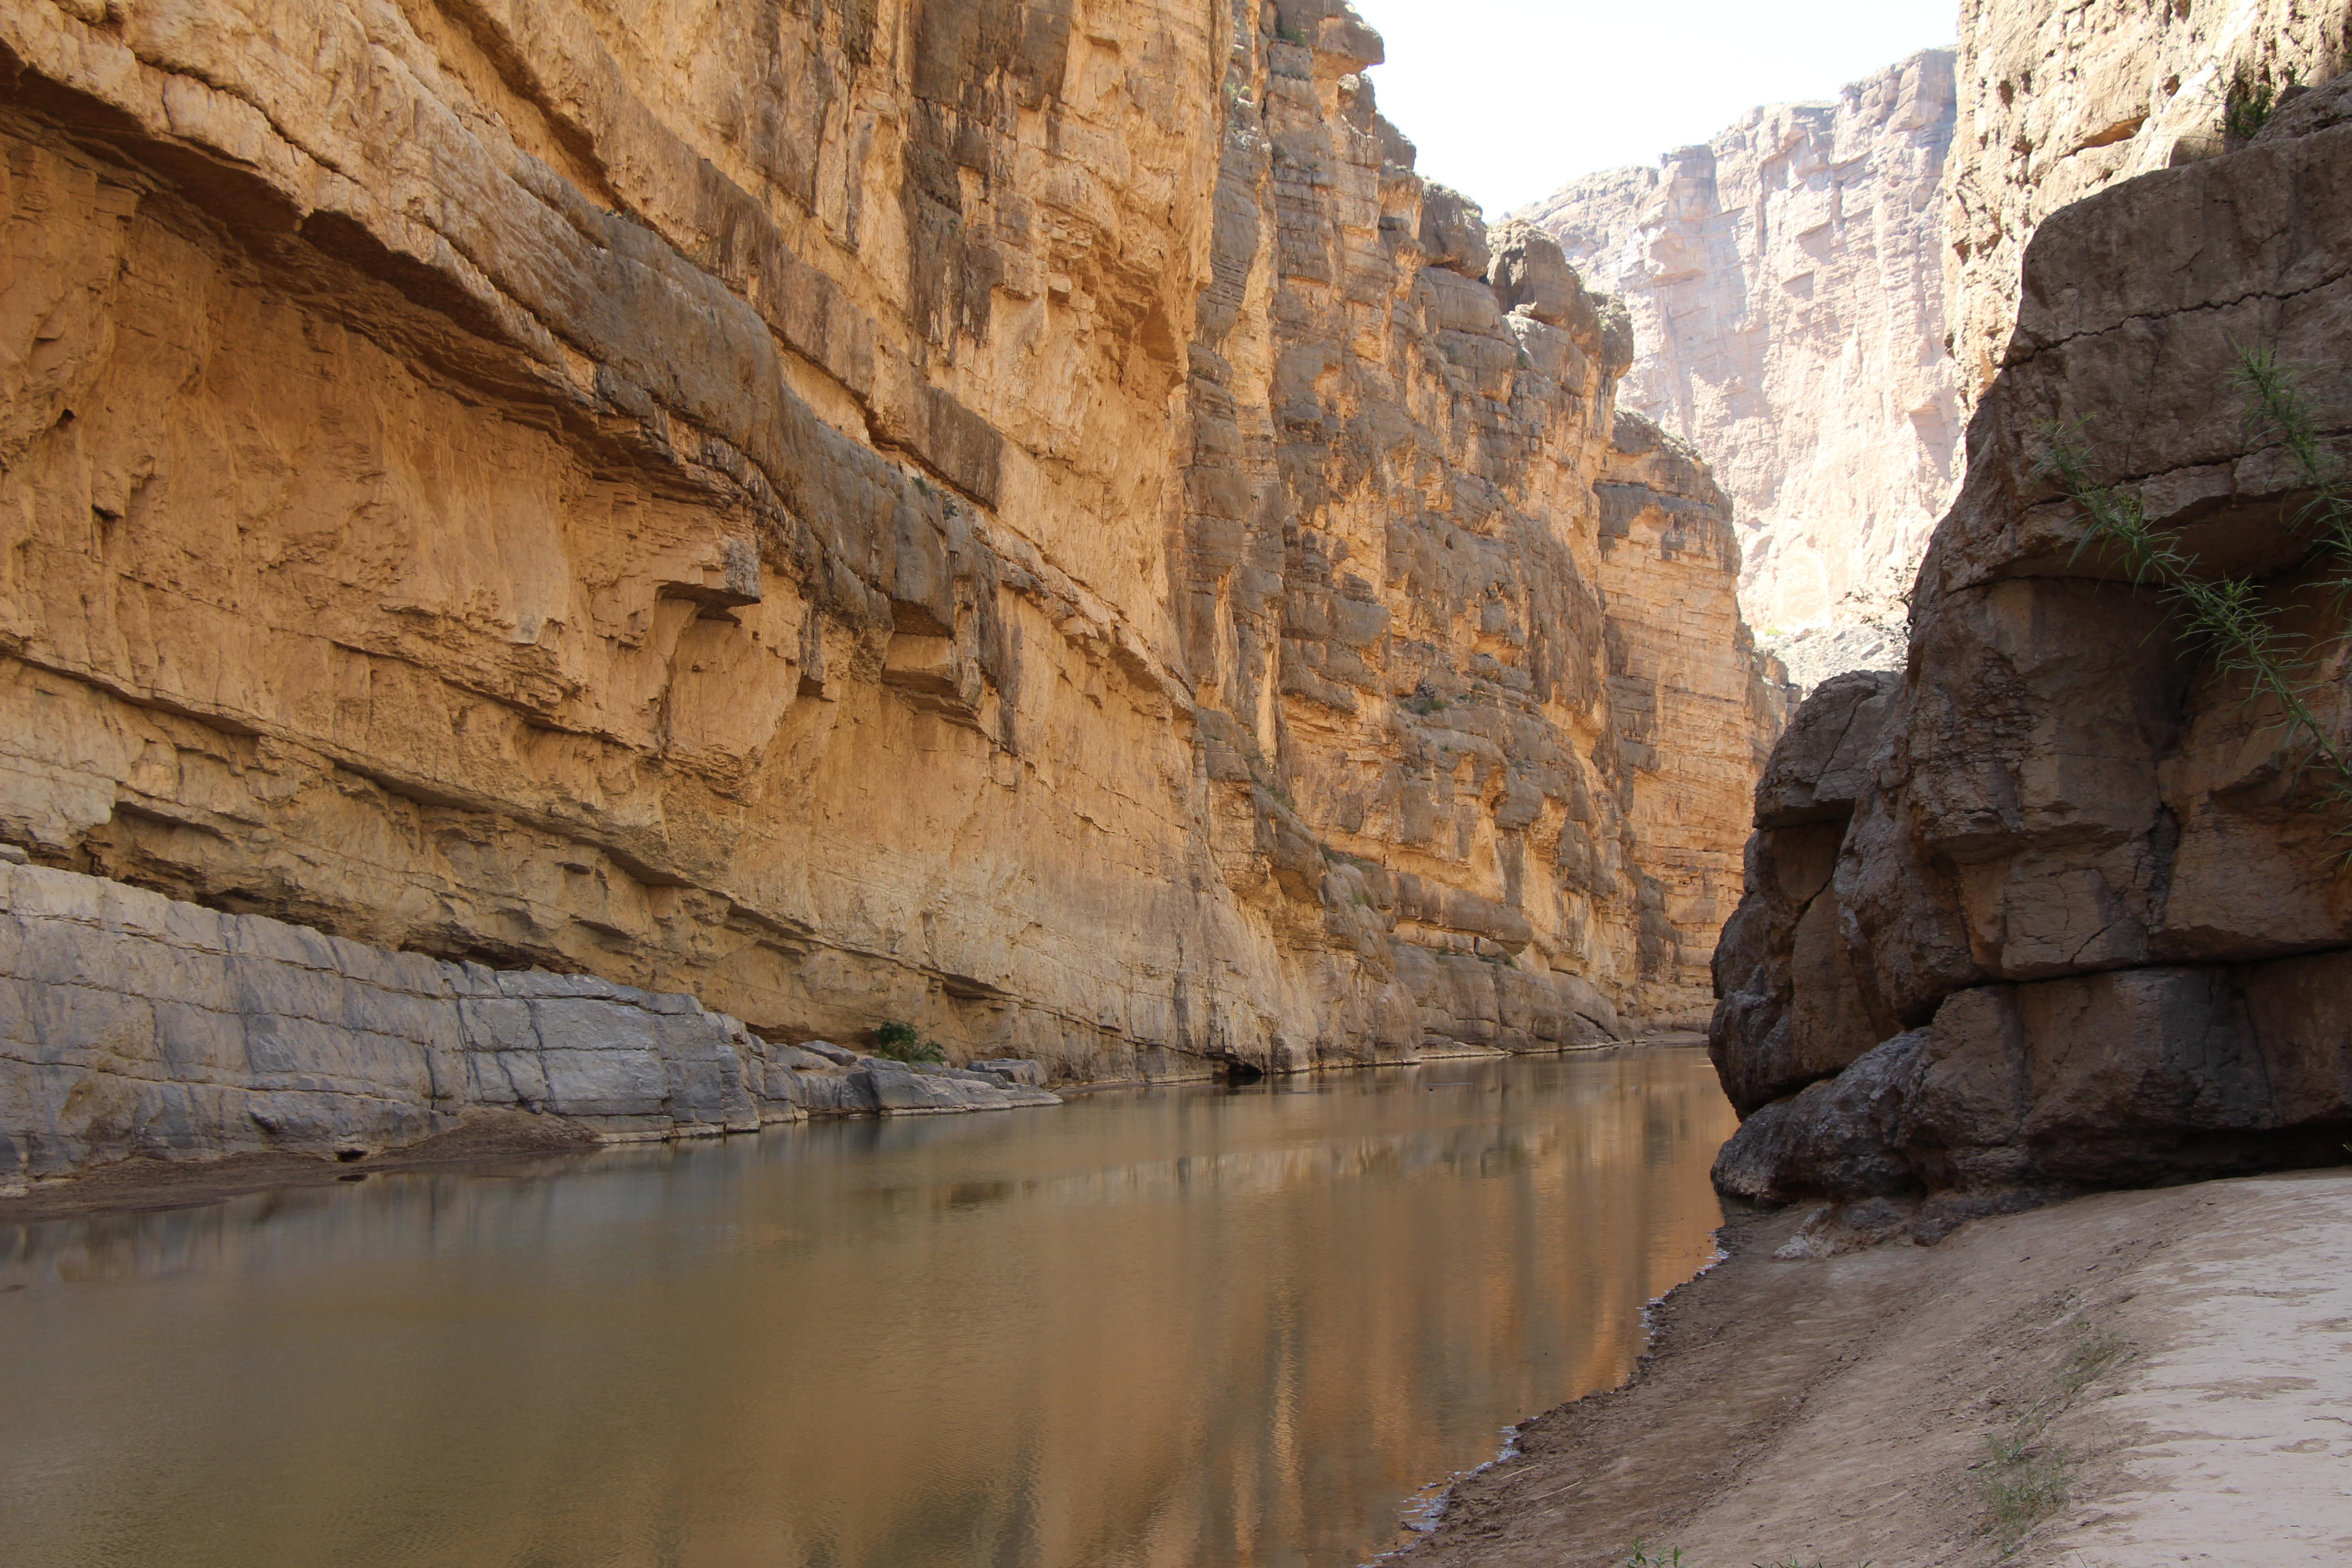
[1408,1170,2352,1567]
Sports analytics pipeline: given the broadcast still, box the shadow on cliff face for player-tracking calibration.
[1705,79,2352,1251]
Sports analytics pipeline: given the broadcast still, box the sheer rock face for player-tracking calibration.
[1946,0,2351,406]
[1176,8,1780,1056]
[1597,412,1790,1026]
[0,0,1773,1134]
[1710,107,2352,1239]
[1522,51,1962,671]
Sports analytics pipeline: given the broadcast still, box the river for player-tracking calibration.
[0,1047,1735,1568]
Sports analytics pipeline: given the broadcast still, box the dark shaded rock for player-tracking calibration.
[1709,675,1902,1114]
[1752,670,1900,830]
[1708,115,2352,1226]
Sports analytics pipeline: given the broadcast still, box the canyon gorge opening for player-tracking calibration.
[6,0,2352,1565]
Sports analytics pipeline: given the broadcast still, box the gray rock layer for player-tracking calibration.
[0,862,1056,1186]
[1707,96,2352,1236]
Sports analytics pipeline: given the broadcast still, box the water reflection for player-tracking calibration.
[0,1048,1735,1568]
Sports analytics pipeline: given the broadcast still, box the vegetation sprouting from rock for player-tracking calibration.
[2224,68,2289,143]
[2036,346,2352,848]
[871,1021,946,1064]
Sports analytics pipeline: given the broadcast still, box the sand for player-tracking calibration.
[1408,1169,2352,1568]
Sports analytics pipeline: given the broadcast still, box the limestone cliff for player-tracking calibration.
[1710,87,2352,1245]
[1947,0,2352,404]
[1595,411,1785,1026]
[1523,51,1961,689]
[0,0,1773,1171]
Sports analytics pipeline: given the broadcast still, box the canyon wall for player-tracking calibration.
[1524,51,1961,690]
[1594,410,1784,1025]
[0,0,1774,1170]
[1710,83,2352,1245]
[1948,0,2352,405]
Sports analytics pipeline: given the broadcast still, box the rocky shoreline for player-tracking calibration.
[1,853,1700,1220]
[0,857,1061,1202]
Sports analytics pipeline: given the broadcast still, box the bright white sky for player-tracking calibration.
[1345,0,1960,217]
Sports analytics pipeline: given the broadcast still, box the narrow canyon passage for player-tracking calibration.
[8,0,2352,1563]
[0,1049,1734,1568]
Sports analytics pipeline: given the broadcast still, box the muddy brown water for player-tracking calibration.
[0,1047,1735,1568]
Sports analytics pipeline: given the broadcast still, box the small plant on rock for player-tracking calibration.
[871,1020,946,1064]
[2223,67,2297,142]
[2036,344,2352,859]
[1624,1544,1683,1568]
[2225,71,2278,141]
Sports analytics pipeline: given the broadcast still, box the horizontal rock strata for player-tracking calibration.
[1595,411,1789,1025]
[1709,88,2352,1242]
[0,858,1056,1188]
[0,0,1777,1176]
[1525,51,1961,681]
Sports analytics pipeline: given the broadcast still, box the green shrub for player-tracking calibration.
[2223,68,2297,142]
[871,1021,946,1063]
[2225,73,2277,140]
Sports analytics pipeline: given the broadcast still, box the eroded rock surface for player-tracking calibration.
[1947,0,2347,403]
[1524,51,1961,680]
[1597,412,1789,1024]
[1709,93,2352,1239]
[0,0,1775,1171]
[0,858,1063,1187]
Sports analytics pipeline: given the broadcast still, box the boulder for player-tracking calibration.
[1752,671,1901,829]
[1709,103,2352,1226]
[1709,674,1902,1114]
[1418,183,1490,279]
[1486,220,1583,331]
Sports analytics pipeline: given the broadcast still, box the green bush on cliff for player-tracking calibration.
[871,1021,946,1064]
[2224,71,2280,141]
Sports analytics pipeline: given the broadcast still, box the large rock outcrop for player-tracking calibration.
[1524,51,1962,687]
[0,0,1775,1172]
[1710,90,2352,1242]
[1947,0,2351,404]
[0,855,1059,1185]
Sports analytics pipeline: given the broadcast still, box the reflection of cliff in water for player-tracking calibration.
[0,1049,1737,1568]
